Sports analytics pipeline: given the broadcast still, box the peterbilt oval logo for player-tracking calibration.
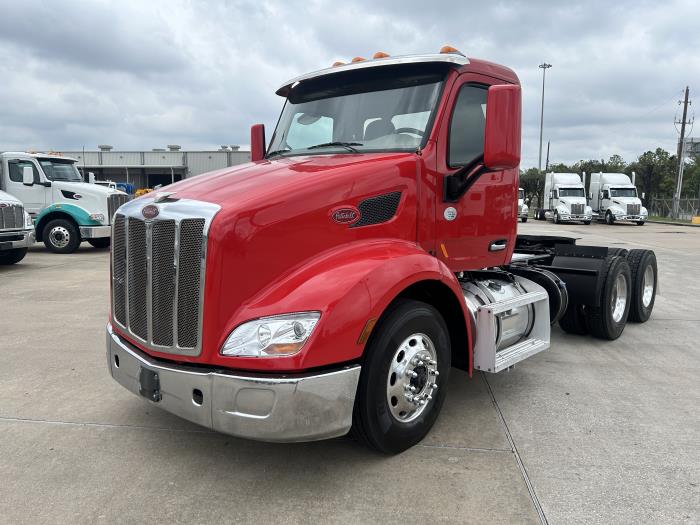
[0,203,8,208]
[330,206,360,225]
[142,204,159,219]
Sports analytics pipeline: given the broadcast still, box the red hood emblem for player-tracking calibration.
[330,206,360,225]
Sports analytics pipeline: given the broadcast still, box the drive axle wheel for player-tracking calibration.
[627,249,657,322]
[586,256,631,340]
[352,299,450,454]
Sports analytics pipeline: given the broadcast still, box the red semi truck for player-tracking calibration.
[106,49,658,453]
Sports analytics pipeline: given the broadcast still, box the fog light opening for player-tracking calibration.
[192,389,204,406]
[114,354,120,368]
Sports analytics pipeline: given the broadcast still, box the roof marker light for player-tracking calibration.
[332,61,345,67]
[372,51,390,59]
[439,45,465,56]
[351,56,366,63]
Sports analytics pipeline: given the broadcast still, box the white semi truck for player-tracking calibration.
[0,152,128,253]
[589,172,647,226]
[518,188,528,222]
[536,172,592,224]
[0,189,35,264]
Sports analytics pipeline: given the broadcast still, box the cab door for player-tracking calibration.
[4,158,47,214]
[434,76,518,271]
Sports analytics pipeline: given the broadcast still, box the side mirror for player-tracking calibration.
[22,166,34,185]
[88,172,95,184]
[250,124,266,162]
[483,84,521,170]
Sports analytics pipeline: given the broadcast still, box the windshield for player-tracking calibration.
[39,159,82,182]
[611,187,637,198]
[559,188,585,197]
[518,189,525,200]
[268,69,444,157]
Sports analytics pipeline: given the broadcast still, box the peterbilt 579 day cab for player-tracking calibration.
[589,172,647,225]
[537,172,592,224]
[106,49,659,454]
[518,187,528,222]
[0,189,35,264]
[0,152,128,253]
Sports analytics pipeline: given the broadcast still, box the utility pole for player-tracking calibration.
[674,86,692,218]
[545,140,550,172]
[538,63,552,176]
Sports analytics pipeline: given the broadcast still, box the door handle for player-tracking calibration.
[489,239,507,252]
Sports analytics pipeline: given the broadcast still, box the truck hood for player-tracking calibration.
[558,197,587,206]
[0,189,21,205]
[51,180,125,197]
[157,153,415,212]
[611,197,642,206]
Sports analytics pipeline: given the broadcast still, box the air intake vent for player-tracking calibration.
[351,191,402,228]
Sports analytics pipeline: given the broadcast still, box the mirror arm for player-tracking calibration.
[443,155,489,202]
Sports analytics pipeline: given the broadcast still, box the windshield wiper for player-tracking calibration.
[307,141,362,153]
[266,148,292,158]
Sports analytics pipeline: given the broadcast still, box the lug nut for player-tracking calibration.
[409,371,418,378]
[431,383,438,390]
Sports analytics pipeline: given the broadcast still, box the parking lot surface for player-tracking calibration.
[1,221,698,524]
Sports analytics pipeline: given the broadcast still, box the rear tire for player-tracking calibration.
[586,256,631,340]
[351,299,450,454]
[87,237,110,249]
[627,249,657,323]
[0,248,28,265]
[558,303,588,335]
[538,209,546,221]
[43,219,80,254]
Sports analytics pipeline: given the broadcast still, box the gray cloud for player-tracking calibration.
[0,0,697,168]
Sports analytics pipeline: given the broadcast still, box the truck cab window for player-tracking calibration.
[286,114,334,150]
[8,160,39,183]
[448,85,487,167]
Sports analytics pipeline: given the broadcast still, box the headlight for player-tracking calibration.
[641,207,648,216]
[24,211,34,228]
[522,205,529,212]
[90,213,105,222]
[221,312,321,357]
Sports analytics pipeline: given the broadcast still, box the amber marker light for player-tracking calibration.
[439,45,464,56]
[372,51,390,59]
[351,56,366,63]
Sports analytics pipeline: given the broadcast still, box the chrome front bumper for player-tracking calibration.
[80,225,111,238]
[106,325,361,442]
[0,228,35,249]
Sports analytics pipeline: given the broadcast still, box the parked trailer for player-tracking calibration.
[0,189,34,264]
[536,172,592,224]
[589,172,647,225]
[106,49,659,454]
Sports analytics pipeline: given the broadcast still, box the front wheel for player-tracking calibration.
[636,221,645,226]
[605,211,615,225]
[554,211,561,224]
[583,220,591,225]
[0,248,28,265]
[521,217,528,223]
[87,237,110,249]
[352,299,450,454]
[43,219,81,254]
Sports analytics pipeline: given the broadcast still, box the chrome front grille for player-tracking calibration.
[570,203,585,215]
[627,203,640,215]
[108,194,129,224]
[111,198,219,356]
[0,204,24,231]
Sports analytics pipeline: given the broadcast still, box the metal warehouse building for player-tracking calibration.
[62,145,250,190]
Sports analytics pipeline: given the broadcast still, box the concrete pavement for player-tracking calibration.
[0,222,698,524]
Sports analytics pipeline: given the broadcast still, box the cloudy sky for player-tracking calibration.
[0,0,698,168]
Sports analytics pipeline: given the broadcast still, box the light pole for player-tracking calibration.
[538,63,552,175]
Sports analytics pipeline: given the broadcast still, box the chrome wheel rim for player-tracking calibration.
[386,333,439,423]
[642,265,655,307]
[611,273,628,323]
[49,226,70,248]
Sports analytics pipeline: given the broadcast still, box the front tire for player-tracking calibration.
[636,221,645,226]
[627,249,657,322]
[583,220,591,225]
[43,219,81,254]
[586,256,632,340]
[521,217,528,223]
[87,237,110,249]
[352,299,450,454]
[0,248,28,265]
[554,211,561,224]
[605,211,615,225]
